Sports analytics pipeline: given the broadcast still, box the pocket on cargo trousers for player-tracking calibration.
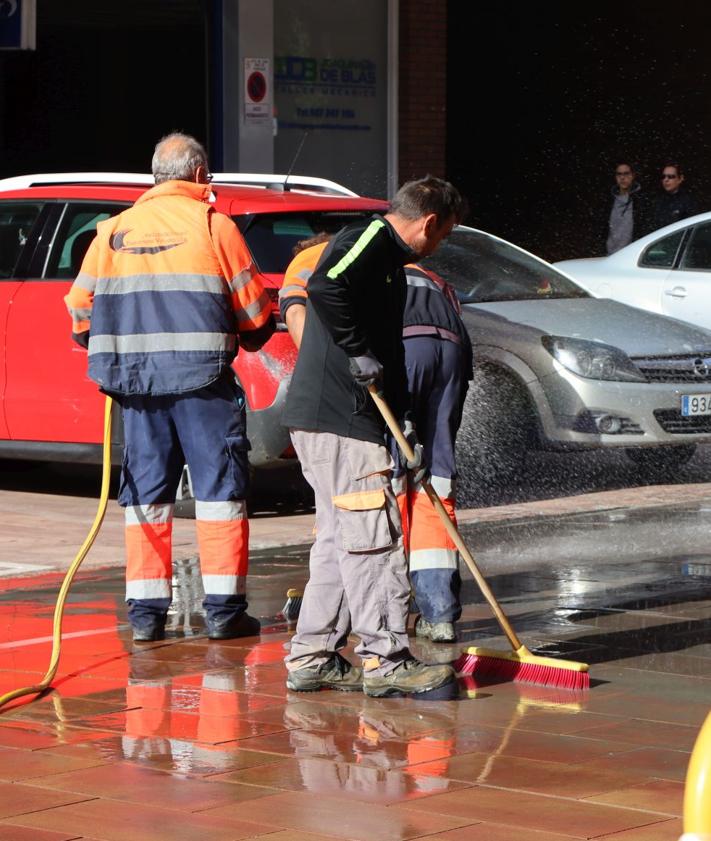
[333,486,396,553]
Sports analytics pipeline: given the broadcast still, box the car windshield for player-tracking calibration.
[420,227,589,303]
[234,211,375,274]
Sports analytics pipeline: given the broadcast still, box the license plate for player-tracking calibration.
[681,394,711,416]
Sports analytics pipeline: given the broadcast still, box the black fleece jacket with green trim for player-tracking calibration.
[282,214,414,444]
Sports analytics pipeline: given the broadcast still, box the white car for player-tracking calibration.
[555,213,711,331]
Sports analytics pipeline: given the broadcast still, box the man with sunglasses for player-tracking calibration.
[602,162,650,255]
[651,162,698,232]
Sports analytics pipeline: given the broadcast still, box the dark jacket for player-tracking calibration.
[402,265,474,384]
[651,187,698,233]
[282,214,414,444]
[601,183,651,254]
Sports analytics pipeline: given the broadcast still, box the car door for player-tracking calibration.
[602,229,687,316]
[661,220,711,330]
[4,201,126,443]
[0,200,47,440]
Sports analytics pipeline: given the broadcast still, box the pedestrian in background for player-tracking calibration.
[283,175,464,697]
[651,162,698,232]
[603,161,650,254]
[65,132,275,642]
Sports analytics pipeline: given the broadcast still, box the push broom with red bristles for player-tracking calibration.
[367,385,590,692]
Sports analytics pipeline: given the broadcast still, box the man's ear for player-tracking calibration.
[423,213,439,236]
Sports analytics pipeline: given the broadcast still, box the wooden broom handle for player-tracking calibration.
[368,384,524,652]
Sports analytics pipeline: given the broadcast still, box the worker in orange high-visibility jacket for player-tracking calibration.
[278,232,331,350]
[65,133,275,643]
[280,241,472,646]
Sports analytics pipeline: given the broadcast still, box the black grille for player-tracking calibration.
[654,410,711,434]
[642,369,711,383]
[633,354,711,383]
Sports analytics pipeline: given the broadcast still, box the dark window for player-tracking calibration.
[234,211,374,274]
[639,230,685,269]
[680,222,711,271]
[46,203,126,279]
[0,203,43,279]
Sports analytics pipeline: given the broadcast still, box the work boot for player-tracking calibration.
[206,613,261,640]
[132,623,165,643]
[414,615,457,643]
[286,652,363,692]
[363,657,455,698]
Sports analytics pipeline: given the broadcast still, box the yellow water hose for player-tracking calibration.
[0,395,113,710]
[681,712,711,841]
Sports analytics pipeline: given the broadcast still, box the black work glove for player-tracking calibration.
[349,352,383,386]
[402,417,429,486]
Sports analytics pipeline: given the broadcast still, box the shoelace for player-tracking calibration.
[332,653,352,676]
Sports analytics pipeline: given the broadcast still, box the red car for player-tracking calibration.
[0,173,387,473]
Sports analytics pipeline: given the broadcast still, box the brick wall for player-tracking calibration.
[398,0,447,183]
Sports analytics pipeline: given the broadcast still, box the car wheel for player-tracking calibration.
[456,366,533,501]
[625,444,696,475]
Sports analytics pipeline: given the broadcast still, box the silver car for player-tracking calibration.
[421,227,711,487]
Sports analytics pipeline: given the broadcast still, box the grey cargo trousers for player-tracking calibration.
[286,429,412,676]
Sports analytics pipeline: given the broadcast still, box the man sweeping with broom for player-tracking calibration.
[282,176,465,697]
[281,243,474,645]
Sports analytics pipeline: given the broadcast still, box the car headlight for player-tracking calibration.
[541,336,646,382]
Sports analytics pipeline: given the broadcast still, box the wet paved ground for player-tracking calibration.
[1,490,710,839]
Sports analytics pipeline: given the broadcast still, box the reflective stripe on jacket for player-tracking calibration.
[403,265,466,339]
[403,265,473,383]
[64,180,272,395]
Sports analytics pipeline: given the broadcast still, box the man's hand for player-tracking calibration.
[402,417,429,486]
[349,352,383,386]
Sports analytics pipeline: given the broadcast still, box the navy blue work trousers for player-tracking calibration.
[116,373,251,631]
[403,336,467,623]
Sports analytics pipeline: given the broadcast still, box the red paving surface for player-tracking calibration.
[0,483,709,838]
[0,622,694,839]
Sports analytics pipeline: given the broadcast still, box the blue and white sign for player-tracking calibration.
[274,0,389,198]
[0,0,36,51]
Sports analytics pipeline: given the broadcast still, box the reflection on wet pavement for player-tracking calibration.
[0,504,708,838]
